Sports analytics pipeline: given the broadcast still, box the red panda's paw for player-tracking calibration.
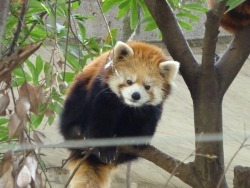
[92,147,119,164]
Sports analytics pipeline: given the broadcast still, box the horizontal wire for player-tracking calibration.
[0,133,249,153]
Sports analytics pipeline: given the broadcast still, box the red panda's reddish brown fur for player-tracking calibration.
[68,41,168,96]
[68,160,116,188]
[60,41,179,188]
[208,0,250,33]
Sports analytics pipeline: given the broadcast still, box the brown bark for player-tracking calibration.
[144,0,198,94]
[234,166,250,188]
[121,145,203,187]
[0,43,42,82]
[216,25,250,95]
[0,0,11,50]
[141,0,250,188]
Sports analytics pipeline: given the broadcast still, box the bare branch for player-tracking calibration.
[144,0,198,94]
[0,0,10,48]
[216,25,250,95]
[120,145,203,187]
[0,43,42,82]
[201,0,227,71]
[96,0,114,47]
[8,0,29,55]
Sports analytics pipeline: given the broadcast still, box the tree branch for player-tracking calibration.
[0,0,10,48]
[216,25,250,95]
[144,0,198,94]
[201,1,226,71]
[120,145,203,187]
[8,0,29,55]
[0,43,42,82]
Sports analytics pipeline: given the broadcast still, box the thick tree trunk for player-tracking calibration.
[142,1,250,187]
[234,166,250,188]
[191,67,227,188]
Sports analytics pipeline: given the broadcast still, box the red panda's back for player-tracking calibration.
[209,0,250,33]
[66,51,110,95]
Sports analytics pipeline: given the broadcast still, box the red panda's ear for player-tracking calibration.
[159,61,180,83]
[113,41,134,62]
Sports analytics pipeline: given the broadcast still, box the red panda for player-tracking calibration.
[59,41,179,188]
[208,0,250,33]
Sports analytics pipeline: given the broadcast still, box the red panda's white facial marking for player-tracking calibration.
[108,72,169,107]
[106,41,180,107]
[121,83,150,107]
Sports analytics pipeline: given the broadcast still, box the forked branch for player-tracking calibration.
[216,25,250,95]
[0,43,42,82]
[144,0,198,94]
[120,145,203,187]
[201,0,226,71]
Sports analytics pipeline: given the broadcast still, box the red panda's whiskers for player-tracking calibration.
[153,106,162,112]
[94,87,110,98]
[160,87,169,92]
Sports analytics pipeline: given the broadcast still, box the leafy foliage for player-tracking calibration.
[0,0,114,186]
[102,0,207,37]
[226,0,246,12]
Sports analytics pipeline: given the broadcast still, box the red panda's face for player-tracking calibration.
[106,41,179,107]
[108,67,169,107]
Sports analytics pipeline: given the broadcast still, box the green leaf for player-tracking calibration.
[51,88,61,100]
[29,0,45,11]
[130,0,139,29]
[6,16,18,31]
[13,77,25,87]
[31,14,44,25]
[178,20,194,30]
[36,56,43,78]
[71,1,81,10]
[48,115,55,125]
[77,22,86,42]
[60,72,75,83]
[69,44,84,59]
[26,59,38,84]
[13,67,32,81]
[183,3,207,13]
[44,62,53,86]
[30,114,44,128]
[118,0,130,9]
[117,0,130,19]
[145,21,158,31]
[56,6,66,17]
[73,14,94,22]
[66,52,81,71]
[0,118,8,126]
[102,0,119,12]
[176,12,200,22]
[53,102,62,114]
[226,0,246,12]
[41,1,56,28]
[0,123,8,142]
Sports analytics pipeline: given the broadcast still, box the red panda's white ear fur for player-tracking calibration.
[113,41,134,62]
[159,61,180,84]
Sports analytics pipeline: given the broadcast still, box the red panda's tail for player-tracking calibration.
[68,158,116,188]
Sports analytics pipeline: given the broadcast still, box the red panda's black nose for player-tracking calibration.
[131,92,141,101]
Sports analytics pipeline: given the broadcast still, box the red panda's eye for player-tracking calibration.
[144,85,151,90]
[127,80,133,85]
